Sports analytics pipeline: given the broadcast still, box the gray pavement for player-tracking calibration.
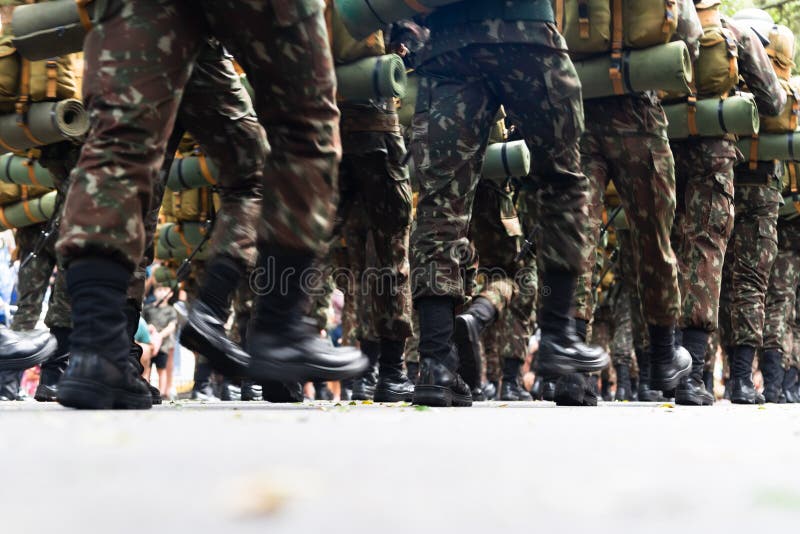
[1,400,800,533]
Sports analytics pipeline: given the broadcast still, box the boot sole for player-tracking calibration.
[0,336,57,372]
[412,385,472,407]
[675,390,714,406]
[374,386,414,403]
[535,351,610,376]
[249,357,368,384]
[454,316,481,389]
[651,362,692,392]
[58,378,152,410]
[181,322,247,377]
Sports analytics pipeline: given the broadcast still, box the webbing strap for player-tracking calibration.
[45,60,58,99]
[717,99,727,132]
[578,0,589,39]
[687,96,699,136]
[21,199,36,223]
[15,59,48,147]
[609,0,624,95]
[749,135,759,171]
[0,208,11,230]
[555,0,564,34]
[197,154,217,186]
[788,160,798,193]
[24,157,40,186]
[75,0,95,32]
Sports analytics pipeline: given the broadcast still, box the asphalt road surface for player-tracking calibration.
[1,400,799,533]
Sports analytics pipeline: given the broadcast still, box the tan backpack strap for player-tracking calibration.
[662,0,674,35]
[0,207,11,230]
[789,161,798,193]
[75,0,95,32]
[24,154,41,186]
[609,0,625,95]
[15,59,48,147]
[21,185,28,201]
[577,0,590,39]
[21,198,36,223]
[687,95,699,136]
[749,134,759,171]
[555,0,564,34]
[197,154,217,186]
[45,60,59,99]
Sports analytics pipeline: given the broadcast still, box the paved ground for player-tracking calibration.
[1,400,800,533]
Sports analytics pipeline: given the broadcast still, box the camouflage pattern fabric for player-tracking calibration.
[791,291,800,370]
[719,171,782,349]
[617,229,650,353]
[410,40,587,302]
[404,311,420,365]
[11,223,54,330]
[607,282,635,369]
[763,218,800,368]
[580,95,680,327]
[671,138,736,332]
[57,0,340,272]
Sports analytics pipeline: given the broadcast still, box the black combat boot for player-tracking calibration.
[412,297,472,407]
[240,380,262,401]
[454,296,496,389]
[554,373,598,406]
[260,380,303,402]
[181,256,250,377]
[601,375,613,401]
[648,324,691,391]
[483,380,498,401]
[531,375,544,400]
[57,258,152,410]
[0,326,56,372]
[500,358,531,401]
[123,301,162,405]
[0,371,20,401]
[374,339,415,402]
[35,326,71,402]
[676,328,714,406]
[615,363,632,401]
[730,345,764,405]
[220,379,241,401]
[406,361,419,385]
[340,378,353,401]
[760,349,785,403]
[314,381,334,401]
[636,347,666,402]
[782,367,798,404]
[574,318,588,343]
[352,339,379,401]
[703,370,714,395]
[541,376,557,401]
[191,361,219,401]
[535,272,609,375]
[247,248,367,382]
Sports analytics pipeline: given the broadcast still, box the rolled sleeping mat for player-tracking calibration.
[481,141,531,180]
[0,153,55,188]
[398,72,419,128]
[0,99,90,155]
[575,42,692,100]
[155,222,210,263]
[335,0,462,41]
[664,94,760,139]
[154,265,177,286]
[0,190,56,231]
[11,0,122,61]
[737,132,800,162]
[166,155,219,192]
[336,54,407,101]
[779,194,800,220]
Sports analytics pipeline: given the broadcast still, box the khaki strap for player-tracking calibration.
[200,188,209,222]
[403,0,433,14]
[0,207,11,230]
[45,60,59,99]
[15,60,48,147]
[789,162,798,193]
[555,0,564,34]
[21,185,28,201]
[176,224,193,256]
[197,154,217,186]
[749,135,759,171]
[75,0,94,32]
[687,95,699,136]
[21,199,36,223]
[577,0,589,39]
[609,0,624,95]
[24,157,40,186]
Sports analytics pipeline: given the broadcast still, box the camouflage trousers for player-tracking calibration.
[790,291,800,369]
[763,217,800,368]
[58,0,339,273]
[579,95,680,327]
[671,138,737,332]
[410,44,588,301]
[12,224,54,330]
[719,168,782,349]
[470,180,536,369]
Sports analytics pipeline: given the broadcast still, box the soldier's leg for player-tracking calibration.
[55,2,202,409]
[763,220,800,402]
[672,138,736,406]
[407,50,499,407]
[728,176,782,404]
[198,2,364,382]
[610,283,635,401]
[497,45,607,385]
[787,293,800,402]
[12,224,56,331]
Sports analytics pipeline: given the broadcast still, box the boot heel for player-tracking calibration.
[57,379,114,410]
[413,385,453,407]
